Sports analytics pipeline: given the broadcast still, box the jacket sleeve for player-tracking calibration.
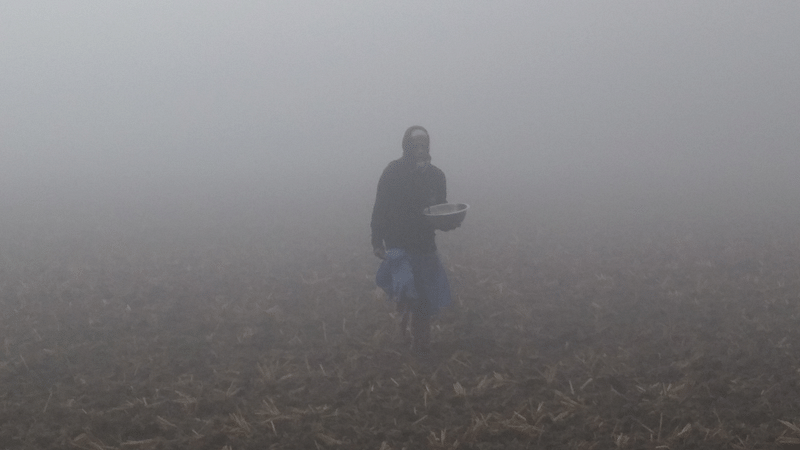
[435,169,447,205]
[371,167,391,249]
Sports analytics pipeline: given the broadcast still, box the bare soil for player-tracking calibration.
[1,203,800,449]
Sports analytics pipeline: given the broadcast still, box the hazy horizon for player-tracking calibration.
[2,1,799,233]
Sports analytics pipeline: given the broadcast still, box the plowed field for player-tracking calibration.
[2,199,799,449]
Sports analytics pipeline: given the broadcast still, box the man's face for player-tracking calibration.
[409,142,431,166]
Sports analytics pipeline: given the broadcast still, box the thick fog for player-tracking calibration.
[4,5,800,446]
[2,1,799,239]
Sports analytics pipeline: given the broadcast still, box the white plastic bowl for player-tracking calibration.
[423,203,469,230]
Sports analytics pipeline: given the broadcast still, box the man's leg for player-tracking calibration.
[397,297,411,344]
[410,297,432,354]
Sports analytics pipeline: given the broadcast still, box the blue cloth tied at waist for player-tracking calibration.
[375,248,451,313]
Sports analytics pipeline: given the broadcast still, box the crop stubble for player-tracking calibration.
[1,213,799,449]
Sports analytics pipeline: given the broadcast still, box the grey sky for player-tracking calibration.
[2,1,798,216]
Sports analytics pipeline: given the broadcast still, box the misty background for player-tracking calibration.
[2,1,799,255]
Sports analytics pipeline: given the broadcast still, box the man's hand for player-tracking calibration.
[373,246,387,260]
[438,222,461,232]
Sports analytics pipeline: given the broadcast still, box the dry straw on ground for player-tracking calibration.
[1,211,799,449]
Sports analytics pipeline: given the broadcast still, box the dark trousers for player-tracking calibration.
[398,294,432,352]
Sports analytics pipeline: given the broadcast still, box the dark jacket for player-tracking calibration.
[371,158,447,253]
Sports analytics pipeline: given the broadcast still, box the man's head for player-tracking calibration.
[402,126,431,168]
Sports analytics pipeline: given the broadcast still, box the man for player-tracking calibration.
[371,125,455,355]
